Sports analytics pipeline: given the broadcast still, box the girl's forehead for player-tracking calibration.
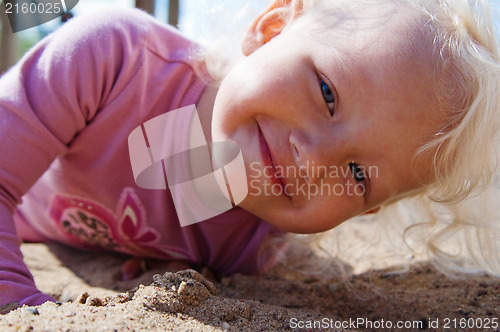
[291,1,428,44]
[289,3,436,67]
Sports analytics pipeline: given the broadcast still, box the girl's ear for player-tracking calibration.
[242,0,303,56]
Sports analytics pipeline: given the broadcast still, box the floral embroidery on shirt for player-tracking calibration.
[49,187,189,260]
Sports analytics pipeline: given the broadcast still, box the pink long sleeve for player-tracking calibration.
[0,205,54,307]
[0,9,152,307]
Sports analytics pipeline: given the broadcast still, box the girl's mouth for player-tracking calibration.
[257,123,288,193]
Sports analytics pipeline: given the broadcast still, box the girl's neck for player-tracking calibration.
[196,84,219,145]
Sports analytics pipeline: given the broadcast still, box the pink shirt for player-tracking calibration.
[0,8,282,307]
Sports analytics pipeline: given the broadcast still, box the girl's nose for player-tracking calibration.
[289,129,339,185]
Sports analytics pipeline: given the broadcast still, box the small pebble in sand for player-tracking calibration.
[26,307,39,315]
[137,269,217,314]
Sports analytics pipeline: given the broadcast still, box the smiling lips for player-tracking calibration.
[257,123,288,191]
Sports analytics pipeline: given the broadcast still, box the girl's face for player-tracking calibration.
[211,2,443,233]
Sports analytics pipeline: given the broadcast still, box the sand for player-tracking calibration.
[0,219,499,331]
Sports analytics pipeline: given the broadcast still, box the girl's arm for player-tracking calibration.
[0,8,150,308]
[0,205,55,309]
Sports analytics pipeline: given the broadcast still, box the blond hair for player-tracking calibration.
[411,0,500,204]
[397,0,500,276]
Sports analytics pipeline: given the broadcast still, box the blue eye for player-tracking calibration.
[349,162,365,182]
[320,79,335,116]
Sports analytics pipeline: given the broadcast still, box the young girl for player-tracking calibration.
[0,0,499,309]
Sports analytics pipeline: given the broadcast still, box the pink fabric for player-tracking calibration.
[0,8,282,307]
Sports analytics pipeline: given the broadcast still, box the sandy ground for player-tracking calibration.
[0,219,499,331]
